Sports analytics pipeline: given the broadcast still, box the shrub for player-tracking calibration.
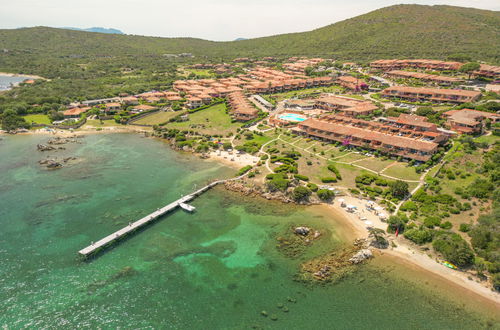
[424,216,441,228]
[387,216,406,233]
[237,165,253,176]
[459,223,471,232]
[327,164,342,180]
[294,174,309,181]
[317,189,335,201]
[292,186,312,202]
[440,221,453,229]
[400,201,418,212]
[307,183,318,192]
[321,177,337,183]
[404,228,433,245]
[432,231,474,267]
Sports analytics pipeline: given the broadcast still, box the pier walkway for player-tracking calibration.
[78,180,225,257]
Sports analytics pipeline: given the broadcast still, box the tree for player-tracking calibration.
[292,186,311,202]
[390,180,409,199]
[0,109,29,132]
[368,228,388,248]
[432,231,474,267]
[317,189,335,201]
[459,62,480,80]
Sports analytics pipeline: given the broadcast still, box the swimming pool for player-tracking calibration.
[278,113,307,122]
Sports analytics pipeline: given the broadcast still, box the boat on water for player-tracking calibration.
[441,261,458,270]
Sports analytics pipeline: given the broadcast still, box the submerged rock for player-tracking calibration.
[37,144,55,151]
[294,226,310,236]
[349,249,373,264]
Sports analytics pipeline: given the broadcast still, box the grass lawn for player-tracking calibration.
[182,69,215,78]
[134,111,184,125]
[165,104,242,135]
[474,134,499,145]
[339,94,366,100]
[269,86,343,102]
[334,152,371,163]
[355,158,395,173]
[24,114,51,125]
[381,163,421,181]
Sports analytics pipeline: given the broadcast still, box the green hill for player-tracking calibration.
[0,4,499,78]
[226,4,500,62]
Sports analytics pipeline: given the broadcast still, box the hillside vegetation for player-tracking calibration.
[0,4,498,75]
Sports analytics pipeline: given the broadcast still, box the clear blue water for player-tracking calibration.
[0,133,497,329]
[278,113,307,122]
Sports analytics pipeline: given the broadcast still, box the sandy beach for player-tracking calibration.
[206,150,260,169]
[0,72,46,80]
[325,194,500,307]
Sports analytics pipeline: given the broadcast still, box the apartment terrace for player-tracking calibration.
[297,115,441,161]
[227,91,259,121]
[370,59,463,71]
[385,70,463,85]
[473,64,500,79]
[381,86,481,103]
[315,95,378,116]
[337,76,368,91]
[443,109,500,134]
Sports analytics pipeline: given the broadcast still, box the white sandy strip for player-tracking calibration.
[327,195,500,305]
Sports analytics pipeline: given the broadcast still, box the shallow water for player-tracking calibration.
[0,74,30,90]
[0,134,497,329]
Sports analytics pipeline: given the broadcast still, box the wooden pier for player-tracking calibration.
[78,180,224,258]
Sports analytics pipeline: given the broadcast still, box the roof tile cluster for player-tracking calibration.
[386,70,462,83]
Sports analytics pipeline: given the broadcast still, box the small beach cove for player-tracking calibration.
[0,132,498,328]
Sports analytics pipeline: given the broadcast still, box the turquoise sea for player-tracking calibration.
[0,133,497,329]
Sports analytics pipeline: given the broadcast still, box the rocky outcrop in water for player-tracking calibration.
[349,249,373,264]
[38,157,77,170]
[37,144,55,151]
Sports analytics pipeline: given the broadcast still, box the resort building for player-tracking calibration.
[227,91,259,121]
[473,64,500,79]
[442,109,500,134]
[381,86,481,104]
[385,70,463,85]
[295,114,443,161]
[337,76,368,91]
[105,102,122,112]
[82,97,121,107]
[379,114,449,143]
[186,96,203,109]
[63,107,90,119]
[121,96,139,105]
[131,104,157,114]
[370,59,462,71]
[315,95,378,117]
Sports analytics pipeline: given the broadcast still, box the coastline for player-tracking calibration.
[323,195,500,307]
[0,71,46,80]
[3,128,500,308]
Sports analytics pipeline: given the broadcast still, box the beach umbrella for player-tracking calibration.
[338,198,345,203]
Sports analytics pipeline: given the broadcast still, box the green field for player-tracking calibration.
[165,104,243,135]
[23,114,51,125]
[133,111,184,126]
[381,163,421,181]
[269,86,343,102]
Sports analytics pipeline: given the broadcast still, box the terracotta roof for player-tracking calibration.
[63,107,89,116]
[132,104,157,111]
[300,118,438,152]
[443,109,499,126]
